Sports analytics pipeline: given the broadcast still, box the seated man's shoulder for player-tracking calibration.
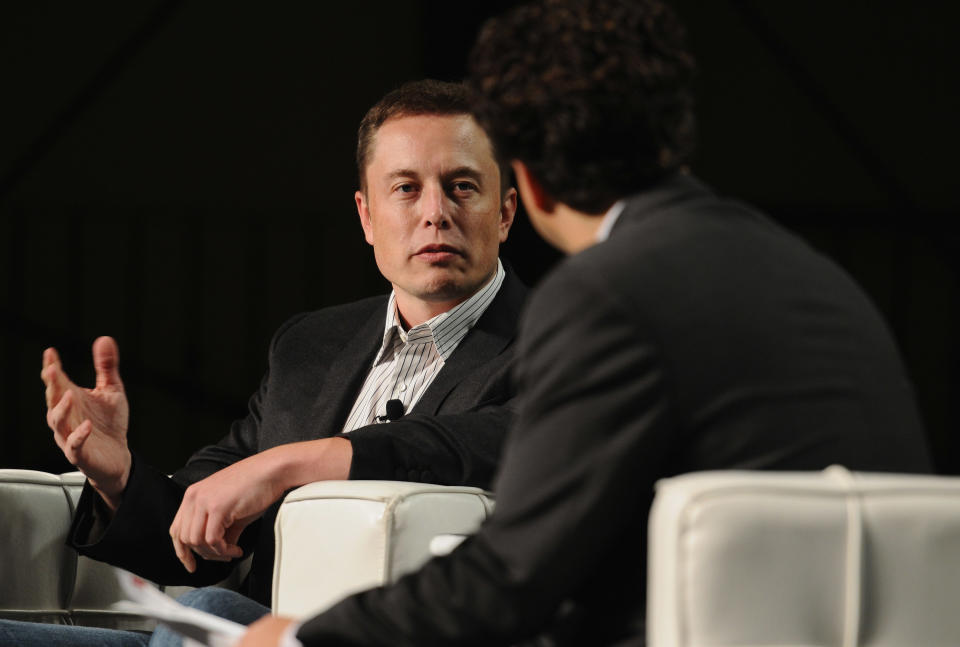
[272,294,387,350]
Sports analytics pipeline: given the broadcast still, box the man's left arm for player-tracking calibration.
[343,395,515,488]
[169,325,518,566]
[169,379,515,567]
[167,436,353,570]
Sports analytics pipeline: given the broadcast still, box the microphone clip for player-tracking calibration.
[377,398,405,422]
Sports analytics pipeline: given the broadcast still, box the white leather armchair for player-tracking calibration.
[0,468,248,630]
[272,480,494,618]
[0,469,156,630]
[0,467,490,629]
[647,467,960,647]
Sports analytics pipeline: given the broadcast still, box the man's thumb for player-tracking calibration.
[92,336,123,388]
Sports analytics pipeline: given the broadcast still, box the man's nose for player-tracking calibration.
[421,184,451,229]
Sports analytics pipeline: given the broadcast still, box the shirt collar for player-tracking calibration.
[595,199,627,242]
[379,258,505,362]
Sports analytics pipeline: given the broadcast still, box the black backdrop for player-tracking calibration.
[2,1,957,475]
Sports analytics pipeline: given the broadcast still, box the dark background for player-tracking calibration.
[1,1,957,475]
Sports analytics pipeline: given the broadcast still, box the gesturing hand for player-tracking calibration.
[41,337,131,510]
[168,452,287,573]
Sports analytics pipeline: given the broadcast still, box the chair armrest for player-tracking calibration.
[647,467,960,647]
[428,533,468,557]
[0,469,77,623]
[272,480,494,618]
[0,469,196,631]
[59,472,165,630]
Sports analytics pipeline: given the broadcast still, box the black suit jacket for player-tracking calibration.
[69,269,527,606]
[297,175,932,646]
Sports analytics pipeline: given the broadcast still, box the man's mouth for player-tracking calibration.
[414,244,462,261]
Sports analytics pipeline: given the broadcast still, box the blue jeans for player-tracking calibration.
[0,620,150,646]
[0,587,269,647]
[149,587,269,647]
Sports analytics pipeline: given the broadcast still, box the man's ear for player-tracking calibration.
[511,160,556,217]
[498,187,518,243]
[355,190,375,246]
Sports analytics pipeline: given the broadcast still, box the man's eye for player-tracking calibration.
[396,184,416,193]
[452,182,477,192]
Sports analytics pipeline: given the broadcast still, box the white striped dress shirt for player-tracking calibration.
[340,259,506,432]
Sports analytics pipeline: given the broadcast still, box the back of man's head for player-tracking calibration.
[468,0,697,214]
[356,79,509,194]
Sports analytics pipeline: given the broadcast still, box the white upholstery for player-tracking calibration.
[647,467,960,647]
[0,468,248,630]
[272,480,494,618]
[0,469,158,629]
[0,468,486,628]
[12,464,955,644]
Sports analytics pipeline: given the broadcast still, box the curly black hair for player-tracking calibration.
[468,0,696,214]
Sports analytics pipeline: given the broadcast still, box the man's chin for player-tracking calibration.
[418,284,473,304]
[411,273,479,304]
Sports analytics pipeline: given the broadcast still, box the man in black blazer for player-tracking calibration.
[241,1,933,645]
[6,80,524,646]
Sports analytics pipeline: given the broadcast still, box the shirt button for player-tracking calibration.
[398,383,407,392]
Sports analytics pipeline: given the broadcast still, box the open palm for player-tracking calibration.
[42,337,131,506]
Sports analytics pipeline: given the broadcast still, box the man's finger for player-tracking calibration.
[47,389,75,443]
[169,512,199,573]
[67,421,93,453]
[181,510,231,563]
[92,336,123,390]
[169,505,184,542]
[204,510,228,556]
[41,354,72,409]
[169,508,191,568]
[44,378,58,411]
[219,544,243,560]
[178,502,234,562]
[183,504,205,549]
[204,512,243,559]
[219,522,246,559]
[171,534,197,573]
[182,504,215,561]
[64,421,93,465]
[41,347,60,372]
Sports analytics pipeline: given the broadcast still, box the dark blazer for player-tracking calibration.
[297,175,932,646]
[69,268,527,606]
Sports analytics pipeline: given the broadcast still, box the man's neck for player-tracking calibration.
[552,203,609,254]
[394,295,467,330]
[393,268,498,329]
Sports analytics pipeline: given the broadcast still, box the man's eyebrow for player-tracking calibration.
[386,169,421,181]
[383,166,485,184]
[442,167,484,183]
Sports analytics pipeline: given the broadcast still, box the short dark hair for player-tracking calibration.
[356,79,510,194]
[468,0,697,214]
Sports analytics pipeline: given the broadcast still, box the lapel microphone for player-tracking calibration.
[377,399,405,422]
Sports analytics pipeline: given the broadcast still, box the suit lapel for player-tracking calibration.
[308,300,387,436]
[413,269,527,415]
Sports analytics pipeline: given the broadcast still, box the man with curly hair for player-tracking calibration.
[243,1,931,645]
